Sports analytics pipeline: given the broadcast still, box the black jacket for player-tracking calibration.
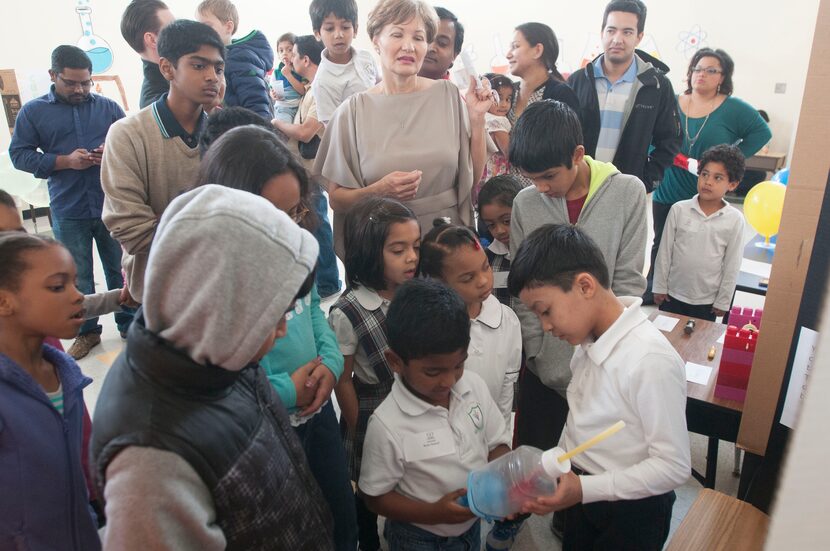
[91,312,333,550]
[540,78,581,113]
[568,50,681,192]
[139,60,168,109]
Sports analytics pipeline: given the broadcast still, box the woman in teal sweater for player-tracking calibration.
[648,48,771,297]
[196,124,357,550]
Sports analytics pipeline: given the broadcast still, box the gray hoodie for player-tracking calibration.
[510,158,648,393]
[142,184,319,371]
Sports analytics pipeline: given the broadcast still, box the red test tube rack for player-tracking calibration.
[728,306,763,329]
[715,325,759,401]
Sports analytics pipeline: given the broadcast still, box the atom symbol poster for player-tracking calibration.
[677,25,708,57]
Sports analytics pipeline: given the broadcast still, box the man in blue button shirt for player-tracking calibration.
[9,45,133,359]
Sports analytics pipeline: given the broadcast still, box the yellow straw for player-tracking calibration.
[557,421,626,463]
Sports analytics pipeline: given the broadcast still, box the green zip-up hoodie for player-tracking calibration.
[509,156,648,393]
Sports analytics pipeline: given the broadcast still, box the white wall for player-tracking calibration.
[0,0,819,157]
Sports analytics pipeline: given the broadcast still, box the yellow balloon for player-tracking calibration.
[744,181,787,239]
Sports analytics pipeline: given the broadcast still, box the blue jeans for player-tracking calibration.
[384,519,481,551]
[293,401,358,551]
[51,215,134,335]
[312,184,342,298]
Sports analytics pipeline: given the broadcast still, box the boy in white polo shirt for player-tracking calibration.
[309,0,377,124]
[359,278,511,549]
[508,224,691,550]
[653,144,746,322]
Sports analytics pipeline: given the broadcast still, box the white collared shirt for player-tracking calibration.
[312,47,378,123]
[487,238,510,258]
[563,297,691,503]
[359,371,510,537]
[328,286,390,384]
[466,294,521,427]
[653,195,745,310]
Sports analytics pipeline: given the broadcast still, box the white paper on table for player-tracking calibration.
[716,330,726,344]
[652,315,680,332]
[685,362,713,385]
[780,327,819,429]
[741,258,772,278]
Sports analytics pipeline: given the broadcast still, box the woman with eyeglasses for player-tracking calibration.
[195,124,358,549]
[648,48,770,296]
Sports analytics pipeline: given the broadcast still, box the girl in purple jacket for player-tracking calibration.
[0,232,100,550]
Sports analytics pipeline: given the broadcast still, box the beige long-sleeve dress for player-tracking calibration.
[313,79,475,257]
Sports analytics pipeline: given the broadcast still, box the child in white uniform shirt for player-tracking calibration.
[359,278,511,550]
[509,224,691,550]
[418,219,521,429]
[653,144,746,321]
[309,0,378,124]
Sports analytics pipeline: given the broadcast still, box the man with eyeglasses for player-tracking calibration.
[568,0,681,194]
[9,45,133,360]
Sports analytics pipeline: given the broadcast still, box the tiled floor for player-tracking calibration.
[30,193,761,549]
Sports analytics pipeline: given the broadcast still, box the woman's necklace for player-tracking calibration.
[684,93,718,149]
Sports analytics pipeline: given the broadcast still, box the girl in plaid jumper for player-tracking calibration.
[477,175,524,308]
[328,197,420,551]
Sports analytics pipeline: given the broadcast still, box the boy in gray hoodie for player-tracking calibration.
[508,99,647,451]
[91,185,333,550]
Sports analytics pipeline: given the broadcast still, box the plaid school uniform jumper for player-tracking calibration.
[486,247,513,308]
[331,288,395,481]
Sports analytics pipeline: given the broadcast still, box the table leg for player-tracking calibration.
[705,437,719,488]
[733,447,742,476]
[29,203,38,233]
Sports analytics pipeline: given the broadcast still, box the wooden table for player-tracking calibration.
[744,152,786,173]
[735,235,775,298]
[648,311,743,488]
[666,489,769,550]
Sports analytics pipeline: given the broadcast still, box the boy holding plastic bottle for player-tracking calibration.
[358,278,511,550]
[508,224,691,550]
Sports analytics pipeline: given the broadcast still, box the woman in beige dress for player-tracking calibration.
[314,0,494,256]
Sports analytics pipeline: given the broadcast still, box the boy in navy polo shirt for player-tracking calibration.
[101,20,225,306]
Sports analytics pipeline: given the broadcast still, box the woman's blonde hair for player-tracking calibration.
[366,0,439,43]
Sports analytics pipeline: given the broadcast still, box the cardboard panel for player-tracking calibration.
[737,0,830,455]
[0,69,22,135]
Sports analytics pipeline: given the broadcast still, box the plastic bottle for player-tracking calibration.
[463,446,571,521]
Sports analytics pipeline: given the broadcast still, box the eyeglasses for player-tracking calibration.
[57,75,94,89]
[691,67,722,75]
[288,202,309,223]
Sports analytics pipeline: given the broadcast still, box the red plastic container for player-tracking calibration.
[715,325,759,401]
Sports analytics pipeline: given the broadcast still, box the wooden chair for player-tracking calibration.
[667,489,769,550]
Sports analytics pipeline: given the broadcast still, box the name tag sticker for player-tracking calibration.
[404,427,456,462]
[493,271,509,289]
